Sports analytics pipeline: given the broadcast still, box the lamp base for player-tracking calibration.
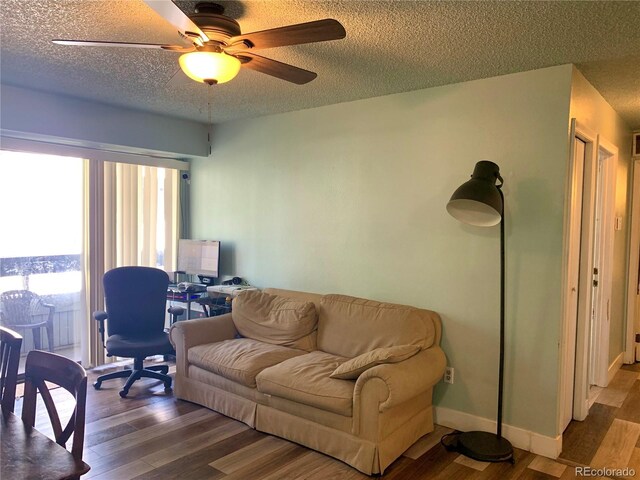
[450,431,514,463]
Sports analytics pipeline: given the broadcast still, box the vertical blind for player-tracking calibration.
[86,161,180,367]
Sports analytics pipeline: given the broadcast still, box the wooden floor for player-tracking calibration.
[14,362,640,480]
[559,362,640,475]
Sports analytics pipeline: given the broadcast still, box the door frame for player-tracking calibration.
[590,137,618,387]
[559,121,618,427]
[559,120,591,430]
[625,158,640,363]
[559,119,597,425]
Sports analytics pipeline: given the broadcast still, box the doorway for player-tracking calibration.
[0,150,86,373]
[559,121,618,429]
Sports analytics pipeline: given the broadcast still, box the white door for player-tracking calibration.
[560,136,586,431]
[588,143,616,388]
[629,158,640,362]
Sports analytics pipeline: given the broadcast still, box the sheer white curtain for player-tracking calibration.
[86,161,180,367]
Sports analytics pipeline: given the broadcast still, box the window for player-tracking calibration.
[0,150,182,369]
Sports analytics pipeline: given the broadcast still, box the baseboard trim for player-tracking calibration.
[607,352,624,385]
[433,406,562,459]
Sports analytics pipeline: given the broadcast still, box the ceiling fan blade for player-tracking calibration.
[225,19,345,52]
[237,52,317,85]
[143,0,209,44]
[52,39,193,52]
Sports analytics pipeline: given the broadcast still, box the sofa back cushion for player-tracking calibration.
[232,290,318,351]
[317,294,437,358]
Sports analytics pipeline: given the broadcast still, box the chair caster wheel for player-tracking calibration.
[119,390,128,398]
[93,382,102,390]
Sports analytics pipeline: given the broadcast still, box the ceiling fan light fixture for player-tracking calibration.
[179,51,241,85]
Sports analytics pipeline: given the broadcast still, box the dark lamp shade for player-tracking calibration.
[447,161,503,227]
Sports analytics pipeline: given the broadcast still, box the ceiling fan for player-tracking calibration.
[52,0,346,85]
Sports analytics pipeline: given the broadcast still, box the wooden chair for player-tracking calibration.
[0,290,55,352]
[0,326,23,413]
[21,350,88,468]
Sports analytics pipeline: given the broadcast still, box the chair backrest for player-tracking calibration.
[0,290,41,327]
[0,326,23,412]
[103,266,170,337]
[21,350,88,462]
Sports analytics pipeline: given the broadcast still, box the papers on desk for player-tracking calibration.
[206,285,258,298]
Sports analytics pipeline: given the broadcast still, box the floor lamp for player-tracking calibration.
[444,160,514,463]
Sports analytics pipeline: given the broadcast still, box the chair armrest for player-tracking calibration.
[354,346,446,412]
[93,311,108,346]
[42,302,56,324]
[167,306,185,325]
[169,314,238,377]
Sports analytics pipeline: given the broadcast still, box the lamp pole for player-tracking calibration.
[497,183,505,439]
[445,161,514,463]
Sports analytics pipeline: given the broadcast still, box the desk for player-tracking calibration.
[1,409,90,480]
[167,289,205,321]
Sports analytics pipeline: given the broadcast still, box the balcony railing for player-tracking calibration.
[0,254,83,355]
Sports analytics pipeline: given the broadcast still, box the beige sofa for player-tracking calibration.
[169,288,446,475]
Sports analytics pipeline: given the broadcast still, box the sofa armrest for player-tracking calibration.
[354,346,446,412]
[169,314,238,377]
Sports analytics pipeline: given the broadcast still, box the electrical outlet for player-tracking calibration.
[444,366,454,384]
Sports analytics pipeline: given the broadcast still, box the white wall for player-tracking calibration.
[0,84,208,159]
[569,68,633,365]
[191,65,574,437]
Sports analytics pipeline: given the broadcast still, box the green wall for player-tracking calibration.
[191,65,574,437]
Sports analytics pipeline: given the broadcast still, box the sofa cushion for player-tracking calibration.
[329,345,421,380]
[317,294,437,358]
[232,290,318,351]
[256,351,354,416]
[188,338,307,388]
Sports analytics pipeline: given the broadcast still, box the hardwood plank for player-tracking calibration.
[85,421,138,448]
[454,454,490,471]
[125,400,201,430]
[83,415,230,476]
[223,442,309,480]
[209,434,288,473]
[258,450,335,480]
[595,369,637,408]
[516,469,557,479]
[131,428,265,480]
[404,424,455,459]
[620,363,640,372]
[475,448,534,480]
[86,460,155,480]
[629,448,640,475]
[141,420,249,467]
[616,380,640,423]
[302,454,370,480]
[383,441,458,480]
[96,408,216,455]
[559,402,617,465]
[590,418,640,470]
[527,456,567,478]
[432,461,480,479]
[85,405,157,433]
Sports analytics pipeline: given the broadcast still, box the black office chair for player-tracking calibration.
[93,266,183,398]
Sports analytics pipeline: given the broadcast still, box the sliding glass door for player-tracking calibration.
[0,150,85,373]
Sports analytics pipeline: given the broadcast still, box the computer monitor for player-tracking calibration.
[177,240,220,282]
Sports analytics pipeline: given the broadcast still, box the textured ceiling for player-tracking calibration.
[1,1,639,128]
